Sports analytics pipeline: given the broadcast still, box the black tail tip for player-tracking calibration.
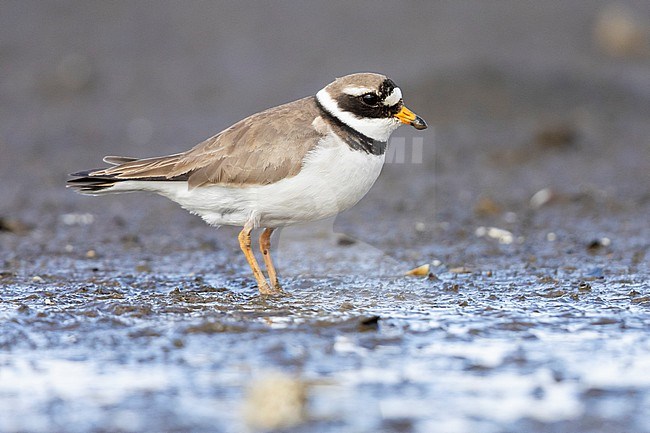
[67,170,119,193]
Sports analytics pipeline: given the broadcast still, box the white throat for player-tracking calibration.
[316,88,401,142]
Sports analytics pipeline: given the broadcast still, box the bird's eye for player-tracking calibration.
[361,93,379,106]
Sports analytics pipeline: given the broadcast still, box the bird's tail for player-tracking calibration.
[67,154,188,195]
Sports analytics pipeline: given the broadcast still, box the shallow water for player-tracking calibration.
[2,226,649,432]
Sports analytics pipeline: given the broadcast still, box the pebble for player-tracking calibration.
[405,264,430,277]
[60,213,95,226]
[243,372,308,430]
[530,188,554,209]
[594,4,649,58]
[475,226,514,244]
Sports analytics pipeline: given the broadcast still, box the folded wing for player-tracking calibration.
[71,97,325,191]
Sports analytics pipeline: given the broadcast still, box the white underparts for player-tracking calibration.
[106,132,386,228]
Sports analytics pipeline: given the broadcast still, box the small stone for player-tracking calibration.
[60,213,95,226]
[414,221,427,232]
[535,123,578,148]
[476,226,514,244]
[0,217,31,234]
[587,238,611,251]
[578,282,592,292]
[405,264,430,277]
[474,196,502,216]
[530,188,554,209]
[336,234,356,246]
[243,372,308,431]
[594,4,649,58]
[358,315,380,331]
[85,249,97,258]
[449,267,472,274]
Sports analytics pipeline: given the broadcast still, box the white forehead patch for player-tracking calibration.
[342,86,374,96]
[383,87,402,106]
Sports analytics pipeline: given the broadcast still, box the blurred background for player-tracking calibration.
[2,0,649,268]
[2,0,649,211]
[1,2,650,432]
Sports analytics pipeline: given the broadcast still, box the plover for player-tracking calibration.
[68,73,427,294]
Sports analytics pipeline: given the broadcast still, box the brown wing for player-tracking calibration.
[90,97,326,188]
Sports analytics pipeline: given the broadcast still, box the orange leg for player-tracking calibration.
[238,224,273,295]
[259,228,282,292]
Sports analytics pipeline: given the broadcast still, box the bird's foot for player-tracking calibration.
[258,281,286,296]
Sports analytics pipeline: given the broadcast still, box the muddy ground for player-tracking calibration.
[1,2,649,432]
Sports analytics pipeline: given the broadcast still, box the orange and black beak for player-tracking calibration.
[394,105,427,130]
